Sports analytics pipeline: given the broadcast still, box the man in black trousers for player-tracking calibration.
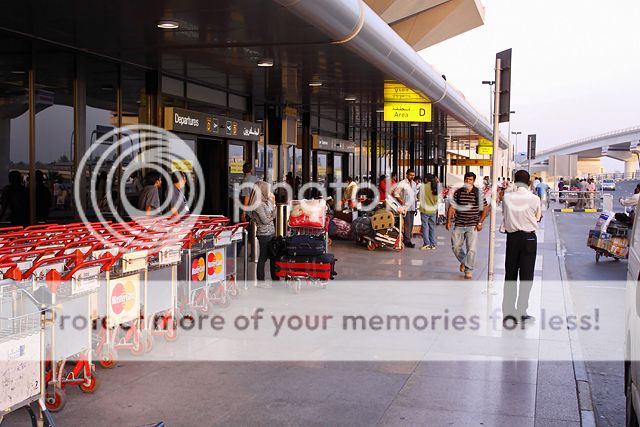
[501,170,541,325]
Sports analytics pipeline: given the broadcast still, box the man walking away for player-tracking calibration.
[393,169,417,248]
[501,169,541,325]
[446,172,489,279]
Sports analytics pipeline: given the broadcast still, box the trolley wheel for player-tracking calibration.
[45,388,66,412]
[79,375,99,394]
[293,281,302,294]
[213,285,230,308]
[144,332,154,353]
[130,337,145,356]
[367,241,376,251]
[198,301,210,314]
[165,321,178,342]
[595,252,601,263]
[228,278,240,299]
[98,350,118,369]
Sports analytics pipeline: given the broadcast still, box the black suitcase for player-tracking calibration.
[274,253,337,280]
[285,235,326,256]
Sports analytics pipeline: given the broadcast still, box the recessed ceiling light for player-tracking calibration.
[410,123,419,127]
[425,129,433,133]
[157,20,179,29]
[308,81,322,87]
[376,109,384,113]
[10,70,25,75]
[257,58,274,67]
[345,96,357,101]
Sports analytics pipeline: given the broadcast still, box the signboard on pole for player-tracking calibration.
[383,102,432,122]
[527,134,537,160]
[383,81,432,122]
[496,48,512,123]
[476,146,493,155]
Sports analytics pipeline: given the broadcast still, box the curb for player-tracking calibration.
[551,212,597,427]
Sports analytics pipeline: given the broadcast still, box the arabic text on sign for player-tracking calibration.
[383,102,432,122]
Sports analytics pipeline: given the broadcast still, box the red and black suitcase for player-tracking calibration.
[274,253,337,280]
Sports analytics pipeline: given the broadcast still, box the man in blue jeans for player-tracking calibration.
[446,172,489,279]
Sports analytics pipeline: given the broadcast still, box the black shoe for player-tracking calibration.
[404,242,415,248]
[520,314,535,322]
[502,315,519,326]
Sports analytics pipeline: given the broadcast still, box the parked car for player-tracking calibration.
[602,179,616,191]
[625,199,640,426]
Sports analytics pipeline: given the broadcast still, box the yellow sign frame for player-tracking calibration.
[384,102,432,122]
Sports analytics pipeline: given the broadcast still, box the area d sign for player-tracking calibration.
[383,102,432,122]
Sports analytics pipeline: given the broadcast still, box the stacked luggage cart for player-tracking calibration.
[275,199,337,293]
[587,212,630,262]
[351,203,404,252]
[0,215,248,420]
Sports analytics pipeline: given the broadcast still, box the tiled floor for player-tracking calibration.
[3,215,584,426]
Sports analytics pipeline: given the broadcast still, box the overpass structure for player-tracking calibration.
[527,125,640,176]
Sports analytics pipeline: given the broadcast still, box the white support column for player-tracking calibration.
[625,159,637,177]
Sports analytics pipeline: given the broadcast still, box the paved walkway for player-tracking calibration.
[4,214,587,426]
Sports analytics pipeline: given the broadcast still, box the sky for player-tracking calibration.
[419,0,640,172]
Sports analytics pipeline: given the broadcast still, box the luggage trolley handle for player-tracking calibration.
[144,239,183,258]
[22,253,83,280]
[0,261,22,280]
[0,247,65,265]
[61,258,112,281]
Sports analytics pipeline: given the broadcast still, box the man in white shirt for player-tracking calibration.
[501,170,541,326]
[392,169,418,248]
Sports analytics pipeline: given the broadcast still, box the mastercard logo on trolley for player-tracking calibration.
[191,257,206,281]
[207,251,223,276]
[111,280,136,315]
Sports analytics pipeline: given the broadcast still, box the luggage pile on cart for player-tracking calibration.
[587,212,630,262]
[275,199,336,293]
[0,215,247,420]
[352,203,404,252]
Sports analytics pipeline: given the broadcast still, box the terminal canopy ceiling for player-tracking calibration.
[0,0,411,120]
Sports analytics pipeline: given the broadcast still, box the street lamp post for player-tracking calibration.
[512,131,522,167]
[482,80,495,124]
[507,110,515,176]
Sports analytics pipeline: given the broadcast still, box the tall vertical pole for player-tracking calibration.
[489,84,493,125]
[28,68,36,225]
[487,58,501,291]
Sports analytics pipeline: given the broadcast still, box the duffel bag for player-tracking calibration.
[332,218,353,240]
[274,253,337,280]
[285,234,326,256]
[352,216,374,238]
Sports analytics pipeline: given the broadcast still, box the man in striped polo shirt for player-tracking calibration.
[446,172,489,279]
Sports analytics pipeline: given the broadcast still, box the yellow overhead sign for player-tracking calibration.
[384,102,432,122]
[476,146,493,155]
[450,159,492,167]
[478,137,493,147]
[229,162,244,174]
[171,159,193,173]
[383,82,430,103]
